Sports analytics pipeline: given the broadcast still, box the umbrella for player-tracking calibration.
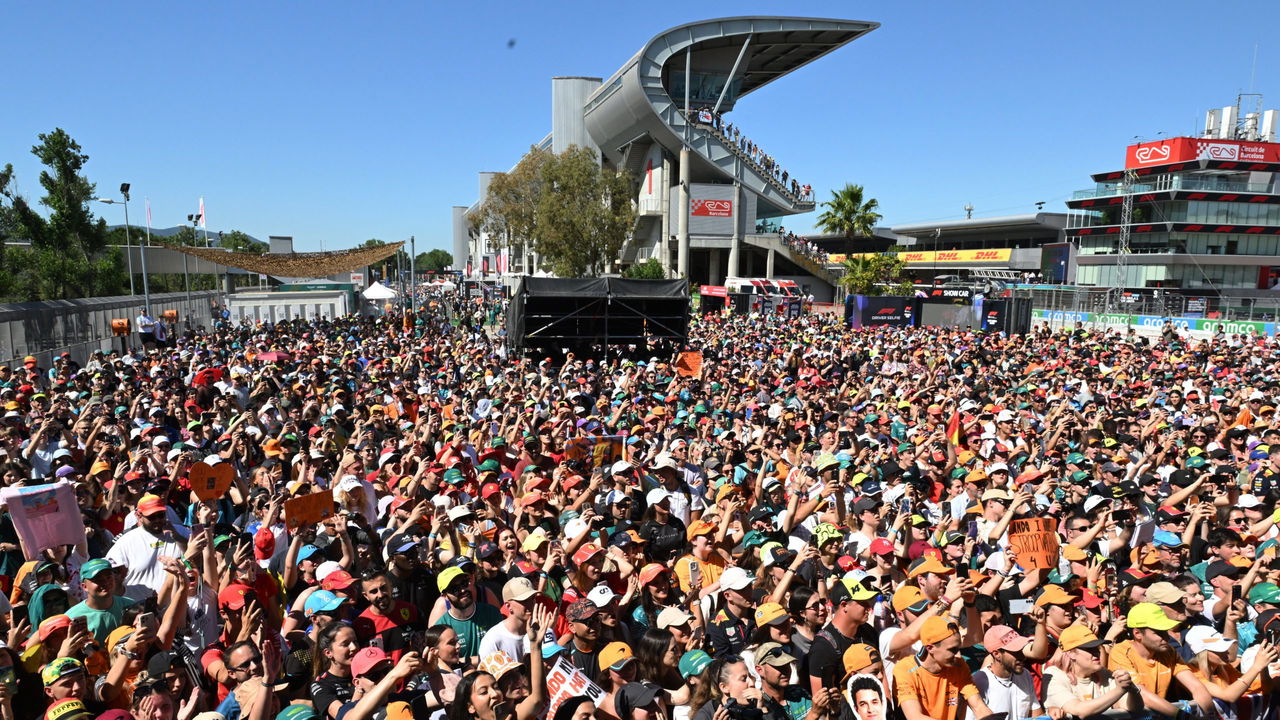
[256,351,292,363]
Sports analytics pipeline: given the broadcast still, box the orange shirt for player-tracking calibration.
[1107,640,1192,698]
[893,655,979,720]
[674,552,726,595]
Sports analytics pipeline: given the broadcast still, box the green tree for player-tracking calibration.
[415,248,453,273]
[361,238,409,283]
[837,252,913,296]
[816,183,882,254]
[219,230,267,254]
[623,257,666,279]
[0,129,127,300]
[469,146,551,261]
[534,146,634,277]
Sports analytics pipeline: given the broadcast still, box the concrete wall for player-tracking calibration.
[227,290,350,324]
[552,77,602,155]
[0,290,221,367]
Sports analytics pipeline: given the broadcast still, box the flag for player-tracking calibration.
[946,410,961,446]
[198,197,206,228]
[1231,406,1254,429]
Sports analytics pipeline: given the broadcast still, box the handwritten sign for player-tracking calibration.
[545,654,604,719]
[675,351,703,378]
[190,463,234,502]
[1008,517,1060,570]
[284,490,335,530]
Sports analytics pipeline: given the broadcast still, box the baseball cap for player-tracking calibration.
[479,650,522,680]
[981,488,1013,503]
[436,566,468,593]
[572,543,603,565]
[1206,560,1243,584]
[218,583,255,611]
[322,570,356,592]
[920,616,959,646]
[1127,602,1180,631]
[869,538,895,556]
[136,494,167,516]
[599,642,635,672]
[1185,626,1236,654]
[983,624,1030,653]
[351,647,392,678]
[41,657,85,687]
[841,643,881,677]
[1034,584,1077,607]
[587,585,618,607]
[1152,530,1183,548]
[720,566,753,592]
[80,558,112,581]
[657,606,693,630]
[1146,582,1185,605]
[891,585,929,613]
[566,597,598,623]
[1249,582,1280,605]
[44,699,91,720]
[1059,623,1105,651]
[754,641,796,667]
[304,589,346,617]
[831,578,877,604]
[679,650,713,679]
[686,519,717,541]
[908,556,955,579]
[502,577,537,603]
[754,602,788,627]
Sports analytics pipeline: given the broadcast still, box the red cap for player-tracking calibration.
[218,583,255,611]
[869,538,895,556]
[525,475,552,492]
[562,475,586,491]
[520,491,545,508]
[572,543,602,566]
[1076,589,1105,609]
[351,646,391,678]
[136,494,167,516]
[480,482,501,499]
[253,527,275,561]
[322,570,356,591]
[837,555,858,572]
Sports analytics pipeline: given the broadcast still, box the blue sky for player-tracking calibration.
[1,1,1276,253]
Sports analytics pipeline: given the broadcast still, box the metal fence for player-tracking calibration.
[0,290,222,367]
[1020,285,1280,323]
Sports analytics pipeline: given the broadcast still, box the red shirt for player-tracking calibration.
[353,601,423,662]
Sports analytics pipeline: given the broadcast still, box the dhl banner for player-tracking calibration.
[829,249,1012,265]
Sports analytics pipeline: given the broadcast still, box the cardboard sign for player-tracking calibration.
[1008,517,1060,570]
[284,490,335,530]
[545,655,604,719]
[675,351,703,378]
[190,462,234,502]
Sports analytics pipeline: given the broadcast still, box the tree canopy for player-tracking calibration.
[837,251,913,296]
[415,248,453,273]
[816,183,882,251]
[0,129,128,301]
[469,145,635,277]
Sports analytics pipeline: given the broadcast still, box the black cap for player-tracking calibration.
[1205,560,1243,584]
[1111,481,1140,498]
[614,682,660,717]
[476,541,501,559]
[1208,448,1231,460]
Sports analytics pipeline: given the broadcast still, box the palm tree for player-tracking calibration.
[816,183,882,255]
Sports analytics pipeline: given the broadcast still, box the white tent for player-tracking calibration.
[362,282,397,300]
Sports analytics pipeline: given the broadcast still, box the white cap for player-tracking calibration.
[1083,495,1108,513]
[336,475,363,493]
[720,566,753,592]
[986,462,1009,474]
[1185,626,1236,654]
[447,505,473,522]
[587,585,617,607]
[1238,494,1263,509]
[996,410,1016,423]
[651,454,679,472]
[646,488,671,506]
[610,460,632,476]
[316,560,342,583]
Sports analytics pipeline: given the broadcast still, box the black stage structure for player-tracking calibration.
[506,277,690,359]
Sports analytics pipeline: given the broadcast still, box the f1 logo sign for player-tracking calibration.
[1133,145,1170,164]
[691,199,733,217]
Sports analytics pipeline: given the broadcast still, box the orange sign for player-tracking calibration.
[675,351,703,378]
[190,463,234,502]
[284,490,335,530]
[1008,518,1060,570]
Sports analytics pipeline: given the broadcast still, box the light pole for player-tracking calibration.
[95,183,136,296]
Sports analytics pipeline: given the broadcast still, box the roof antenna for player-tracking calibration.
[1250,42,1259,92]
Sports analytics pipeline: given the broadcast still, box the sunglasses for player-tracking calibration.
[231,653,263,672]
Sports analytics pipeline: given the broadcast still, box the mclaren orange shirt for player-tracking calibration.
[893,655,979,720]
[1108,640,1192,698]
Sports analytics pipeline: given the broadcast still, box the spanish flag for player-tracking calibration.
[946,410,962,446]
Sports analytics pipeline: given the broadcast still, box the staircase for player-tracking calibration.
[744,234,842,287]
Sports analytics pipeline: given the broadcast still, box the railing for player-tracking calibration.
[1019,284,1280,325]
[1072,175,1277,200]
[685,112,816,207]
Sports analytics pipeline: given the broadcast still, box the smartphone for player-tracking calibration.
[689,560,702,589]
[1008,598,1033,615]
[136,611,156,630]
[1232,585,1242,605]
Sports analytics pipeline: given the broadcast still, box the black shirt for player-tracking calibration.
[639,517,687,564]
[311,670,355,719]
[807,622,877,689]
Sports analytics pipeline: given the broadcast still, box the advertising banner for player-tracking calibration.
[1125,137,1280,168]
[836,249,1011,265]
[691,199,733,217]
[856,296,914,328]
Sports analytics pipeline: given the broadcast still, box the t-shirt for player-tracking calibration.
[353,601,424,662]
[478,621,530,662]
[1042,667,1122,711]
[311,670,354,719]
[809,624,877,690]
[973,668,1039,720]
[1107,639,1193,699]
[674,553,726,595]
[104,526,185,602]
[66,595,137,643]
[436,602,502,660]
[892,656,979,720]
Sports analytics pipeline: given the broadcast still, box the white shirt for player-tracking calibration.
[105,525,185,602]
[973,668,1039,720]
[478,621,529,662]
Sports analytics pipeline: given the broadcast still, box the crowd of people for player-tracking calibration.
[689,108,814,202]
[5,294,1280,720]
[776,230,832,266]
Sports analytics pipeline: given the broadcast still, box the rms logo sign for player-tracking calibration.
[1133,145,1171,164]
[691,199,733,217]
